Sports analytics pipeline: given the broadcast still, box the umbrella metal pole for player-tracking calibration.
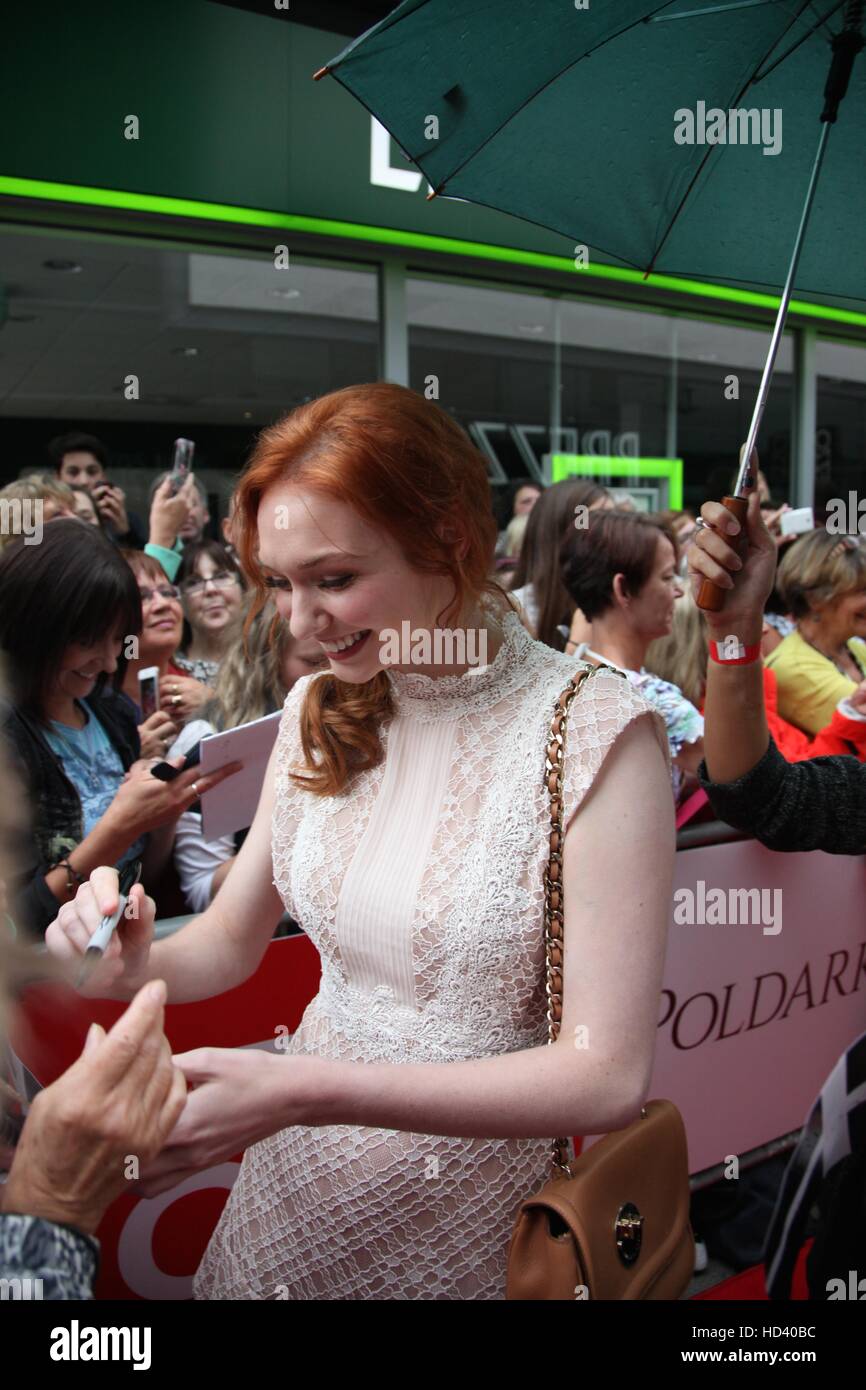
[732,123,831,498]
[698,2,864,610]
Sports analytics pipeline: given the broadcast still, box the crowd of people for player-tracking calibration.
[0,432,332,937]
[496,469,866,811]
[0,394,864,1301]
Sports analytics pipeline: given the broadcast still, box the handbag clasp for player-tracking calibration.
[614,1203,644,1266]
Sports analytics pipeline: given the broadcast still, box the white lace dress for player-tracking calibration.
[192,604,669,1300]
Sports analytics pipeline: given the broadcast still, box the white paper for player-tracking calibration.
[199,711,282,841]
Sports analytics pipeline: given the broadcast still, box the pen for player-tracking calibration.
[76,859,142,989]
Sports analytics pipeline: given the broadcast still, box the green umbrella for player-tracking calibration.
[315,1,865,605]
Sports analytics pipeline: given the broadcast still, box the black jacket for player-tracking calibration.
[698,734,866,854]
[1,686,140,938]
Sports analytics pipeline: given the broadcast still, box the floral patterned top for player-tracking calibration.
[573,645,703,802]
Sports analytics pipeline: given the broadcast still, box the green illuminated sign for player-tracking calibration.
[551,455,684,510]
[1,2,865,334]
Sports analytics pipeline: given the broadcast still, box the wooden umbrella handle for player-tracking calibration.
[695,495,750,613]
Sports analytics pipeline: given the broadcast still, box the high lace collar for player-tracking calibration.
[384,603,537,723]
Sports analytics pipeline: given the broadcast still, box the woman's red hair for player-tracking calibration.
[235,382,518,796]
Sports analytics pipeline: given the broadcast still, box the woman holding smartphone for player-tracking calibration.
[119,552,213,741]
[44,383,674,1301]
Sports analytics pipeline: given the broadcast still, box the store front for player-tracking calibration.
[2,0,864,525]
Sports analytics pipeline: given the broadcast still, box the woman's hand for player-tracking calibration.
[149,474,196,550]
[688,461,777,637]
[45,866,156,997]
[162,675,214,720]
[138,710,179,758]
[133,1047,320,1198]
[104,754,242,840]
[0,980,186,1236]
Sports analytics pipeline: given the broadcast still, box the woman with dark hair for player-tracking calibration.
[561,509,704,803]
[173,540,245,688]
[0,521,235,937]
[46,382,674,1301]
[510,478,612,648]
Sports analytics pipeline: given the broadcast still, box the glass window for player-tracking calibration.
[408,272,793,518]
[0,229,379,521]
[816,337,866,522]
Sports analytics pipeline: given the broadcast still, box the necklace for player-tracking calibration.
[577,644,639,677]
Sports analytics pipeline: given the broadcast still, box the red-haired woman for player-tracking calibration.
[46,383,674,1301]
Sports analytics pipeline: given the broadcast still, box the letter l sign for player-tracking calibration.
[370,118,433,193]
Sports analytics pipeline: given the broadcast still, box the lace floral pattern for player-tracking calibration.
[193,605,669,1300]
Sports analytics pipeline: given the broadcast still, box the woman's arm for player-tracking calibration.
[172,811,235,914]
[132,734,286,1002]
[44,744,278,1000]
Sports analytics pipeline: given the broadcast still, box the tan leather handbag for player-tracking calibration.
[506,665,695,1300]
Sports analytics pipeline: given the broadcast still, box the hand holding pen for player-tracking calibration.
[76,858,142,989]
[46,863,157,1000]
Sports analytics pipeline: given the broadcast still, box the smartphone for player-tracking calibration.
[168,438,195,496]
[150,741,201,783]
[780,506,814,537]
[138,666,160,720]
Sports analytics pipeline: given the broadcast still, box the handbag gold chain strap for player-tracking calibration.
[543,662,628,1178]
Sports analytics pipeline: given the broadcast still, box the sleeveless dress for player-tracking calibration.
[192,603,669,1300]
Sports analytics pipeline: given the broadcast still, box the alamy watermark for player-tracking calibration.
[827,1270,866,1299]
[673,880,782,936]
[0,498,43,545]
[1,1276,44,1299]
[379,622,488,670]
[674,101,782,157]
[826,492,866,535]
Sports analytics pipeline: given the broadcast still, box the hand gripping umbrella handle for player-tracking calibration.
[695,495,750,614]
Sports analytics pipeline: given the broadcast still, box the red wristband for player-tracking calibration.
[708,638,762,665]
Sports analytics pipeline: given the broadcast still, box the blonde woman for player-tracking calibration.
[646,590,866,764]
[168,598,327,912]
[44,382,674,1301]
[0,476,76,551]
[764,531,866,735]
[204,594,328,731]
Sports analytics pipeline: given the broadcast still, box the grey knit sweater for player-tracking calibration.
[698,734,866,854]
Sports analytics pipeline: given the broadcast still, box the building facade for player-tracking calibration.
[1,0,864,526]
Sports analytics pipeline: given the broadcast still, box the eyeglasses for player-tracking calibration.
[182,570,239,596]
[139,584,181,604]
